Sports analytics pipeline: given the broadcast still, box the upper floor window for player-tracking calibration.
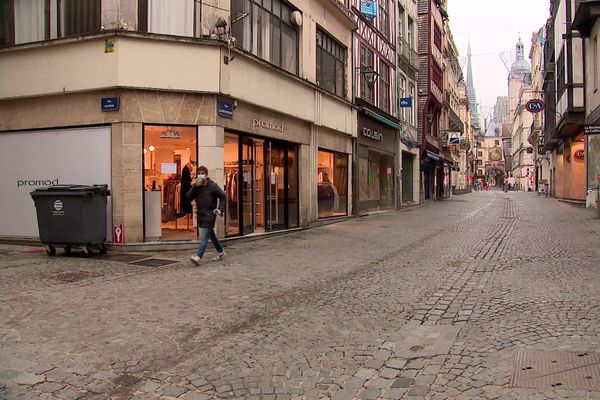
[0,0,101,46]
[407,16,414,49]
[316,28,347,97]
[556,49,566,97]
[138,0,194,37]
[379,60,390,112]
[378,0,389,39]
[432,59,443,90]
[60,0,101,36]
[408,83,415,126]
[593,34,598,92]
[360,44,374,103]
[397,4,405,40]
[232,0,298,75]
[398,74,406,121]
[433,23,441,50]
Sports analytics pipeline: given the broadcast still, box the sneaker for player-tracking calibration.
[212,252,226,261]
[190,255,202,265]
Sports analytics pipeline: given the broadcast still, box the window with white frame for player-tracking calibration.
[408,83,415,126]
[138,0,194,37]
[232,0,298,75]
[398,74,406,121]
[407,17,414,49]
[379,60,390,112]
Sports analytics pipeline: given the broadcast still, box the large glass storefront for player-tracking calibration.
[359,150,395,210]
[143,125,197,241]
[224,132,298,237]
[317,149,348,218]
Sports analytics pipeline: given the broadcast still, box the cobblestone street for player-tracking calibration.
[1,191,600,400]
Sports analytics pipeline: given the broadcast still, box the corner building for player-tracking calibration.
[0,0,357,244]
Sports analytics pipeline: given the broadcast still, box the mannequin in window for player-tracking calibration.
[179,160,194,216]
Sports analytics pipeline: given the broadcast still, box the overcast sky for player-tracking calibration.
[447,0,550,119]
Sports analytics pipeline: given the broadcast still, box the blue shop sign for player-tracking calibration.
[399,97,413,108]
[101,97,120,112]
[218,100,234,118]
[360,0,377,19]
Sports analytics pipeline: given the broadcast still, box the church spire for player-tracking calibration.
[466,41,481,129]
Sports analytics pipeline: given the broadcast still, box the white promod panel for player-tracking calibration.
[0,126,112,239]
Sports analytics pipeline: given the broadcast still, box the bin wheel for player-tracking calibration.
[82,245,93,257]
[98,243,107,254]
[46,245,56,256]
[64,245,72,254]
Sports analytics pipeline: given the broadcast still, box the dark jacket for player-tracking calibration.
[186,178,226,229]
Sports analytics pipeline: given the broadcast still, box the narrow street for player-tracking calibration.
[1,191,600,400]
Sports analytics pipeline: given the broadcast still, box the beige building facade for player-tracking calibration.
[0,0,358,245]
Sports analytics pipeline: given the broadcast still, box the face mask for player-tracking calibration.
[197,174,207,180]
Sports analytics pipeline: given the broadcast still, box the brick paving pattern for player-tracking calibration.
[1,191,600,399]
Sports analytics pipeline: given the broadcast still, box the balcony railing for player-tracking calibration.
[398,37,418,69]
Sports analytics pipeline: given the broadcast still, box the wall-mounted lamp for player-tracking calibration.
[356,66,379,88]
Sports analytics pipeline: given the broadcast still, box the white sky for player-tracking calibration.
[447,0,550,119]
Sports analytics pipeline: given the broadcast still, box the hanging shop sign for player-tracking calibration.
[448,132,461,145]
[574,149,585,161]
[584,124,600,135]
[360,0,377,19]
[525,99,544,113]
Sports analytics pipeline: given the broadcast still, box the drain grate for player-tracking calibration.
[129,258,178,267]
[511,350,600,390]
[96,253,149,263]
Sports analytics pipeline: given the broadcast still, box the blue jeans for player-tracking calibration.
[196,227,224,258]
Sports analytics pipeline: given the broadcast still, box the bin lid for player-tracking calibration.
[30,184,111,196]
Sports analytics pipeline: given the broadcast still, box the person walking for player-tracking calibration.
[187,166,226,265]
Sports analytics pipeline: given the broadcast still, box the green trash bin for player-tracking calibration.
[30,184,111,256]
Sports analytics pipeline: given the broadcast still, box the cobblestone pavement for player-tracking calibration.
[1,190,600,400]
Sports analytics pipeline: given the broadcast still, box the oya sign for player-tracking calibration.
[574,149,585,161]
[525,99,544,113]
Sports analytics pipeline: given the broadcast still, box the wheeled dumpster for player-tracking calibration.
[30,184,111,256]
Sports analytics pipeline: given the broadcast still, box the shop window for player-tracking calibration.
[231,0,298,75]
[143,125,198,241]
[318,150,348,218]
[360,44,374,103]
[60,0,101,37]
[316,28,347,98]
[223,133,298,237]
[379,60,390,112]
[359,150,394,210]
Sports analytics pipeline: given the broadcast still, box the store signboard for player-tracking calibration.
[0,127,112,238]
[360,0,377,19]
[584,124,600,135]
